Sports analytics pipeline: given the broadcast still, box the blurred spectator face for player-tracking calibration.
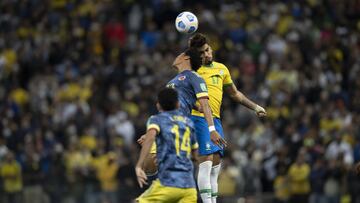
[278,165,287,176]
[314,159,324,169]
[108,152,117,165]
[329,159,338,169]
[199,43,213,65]
[296,152,306,165]
[5,151,14,162]
[335,134,341,143]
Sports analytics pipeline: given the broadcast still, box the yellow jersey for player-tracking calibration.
[0,161,23,193]
[192,61,233,118]
[288,163,310,194]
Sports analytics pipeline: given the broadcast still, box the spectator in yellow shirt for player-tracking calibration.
[96,152,119,203]
[0,151,23,203]
[288,150,311,203]
[274,165,290,203]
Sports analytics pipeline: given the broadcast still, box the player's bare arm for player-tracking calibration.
[135,129,157,188]
[137,133,158,175]
[198,98,227,147]
[225,83,267,117]
[191,148,199,164]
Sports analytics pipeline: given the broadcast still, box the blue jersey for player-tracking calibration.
[167,70,208,116]
[146,110,198,188]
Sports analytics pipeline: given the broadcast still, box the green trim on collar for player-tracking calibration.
[203,62,214,68]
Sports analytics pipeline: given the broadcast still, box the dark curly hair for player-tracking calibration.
[184,47,202,71]
[189,33,208,49]
[158,88,178,111]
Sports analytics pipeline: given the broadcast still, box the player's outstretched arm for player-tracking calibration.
[135,129,157,188]
[225,84,267,117]
[198,98,227,147]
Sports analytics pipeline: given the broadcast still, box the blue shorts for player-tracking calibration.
[190,115,225,156]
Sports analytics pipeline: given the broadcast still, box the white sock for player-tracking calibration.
[210,164,221,203]
[198,160,213,203]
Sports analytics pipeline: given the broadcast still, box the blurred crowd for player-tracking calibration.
[0,0,360,203]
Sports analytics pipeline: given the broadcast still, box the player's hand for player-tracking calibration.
[210,131,227,148]
[255,105,267,118]
[135,166,148,188]
[137,134,146,146]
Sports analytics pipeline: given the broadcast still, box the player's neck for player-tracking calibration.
[204,62,213,67]
[177,64,191,73]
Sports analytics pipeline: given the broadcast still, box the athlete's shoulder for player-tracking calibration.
[175,71,187,80]
[157,111,172,119]
[172,111,194,126]
[183,70,202,79]
[150,112,172,127]
[213,61,228,70]
[175,70,195,81]
[185,116,195,129]
[191,71,204,80]
[152,111,172,121]
[182,70,205,85]
[147,114,163,132]
[147,114,160,124]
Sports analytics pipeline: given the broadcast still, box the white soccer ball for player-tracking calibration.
[175,11,198,34]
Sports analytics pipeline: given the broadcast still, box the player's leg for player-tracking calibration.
[191,115,219,203]
[198,155,213,203]
[209,118,225,203]
[210,153,221,203]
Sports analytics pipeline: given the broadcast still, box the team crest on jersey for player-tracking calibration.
[206,143,211,150]
[219,70,224,76]
[178,76,186,81]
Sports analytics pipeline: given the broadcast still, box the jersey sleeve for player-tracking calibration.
[146,115,160,133]
[190,72,209,99]
[223,65,233,87]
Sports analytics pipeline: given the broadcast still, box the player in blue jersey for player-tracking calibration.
[135,88,199,202]
[138,48,227,182]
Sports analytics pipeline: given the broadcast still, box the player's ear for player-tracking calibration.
[156,102,162,112]
[175,101,180,109]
